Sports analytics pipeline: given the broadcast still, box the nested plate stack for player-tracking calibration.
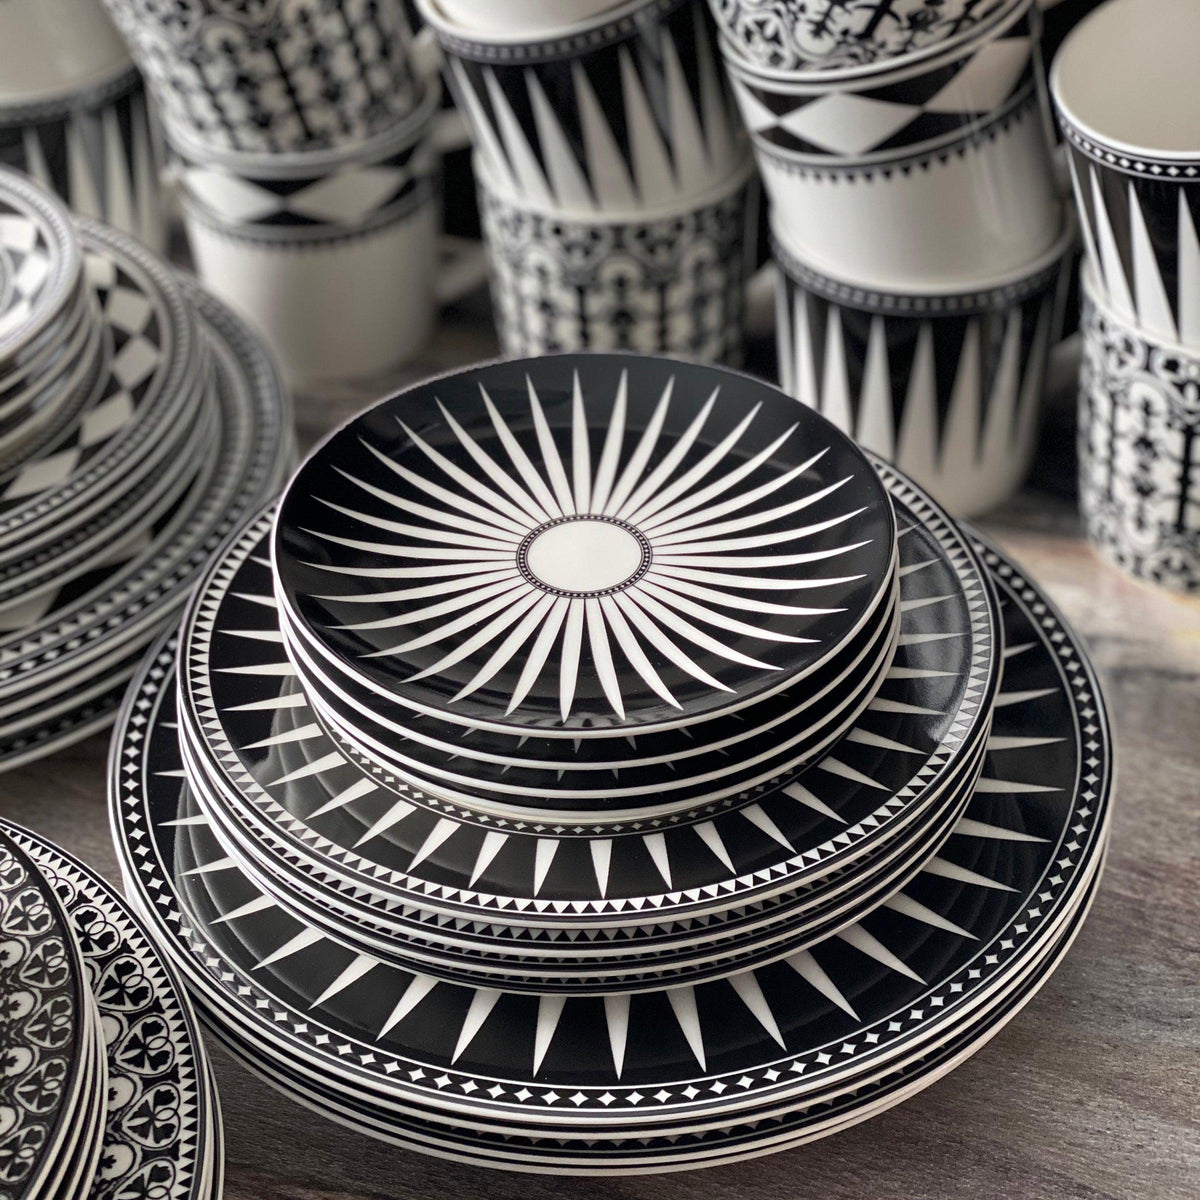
[0,167,291,772]
[111,352,1113,1172]
[0,821,223,1200]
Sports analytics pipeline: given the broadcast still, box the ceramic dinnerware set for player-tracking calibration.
[1053,0,1200,592]
[714,0,1074,516]
[100,0,460,389]
[0,168,290,774]
[109,351,1113,1171]
[0,0,166,252]
[418,0,759,364]
[0,819,223,1200]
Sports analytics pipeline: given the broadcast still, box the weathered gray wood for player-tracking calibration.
[2,307,1197,1199]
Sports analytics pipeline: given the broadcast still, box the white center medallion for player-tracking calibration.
[523,518,647,597]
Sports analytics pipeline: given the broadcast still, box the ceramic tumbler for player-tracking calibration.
[432,0,626,38]
[726,0,1058,288]
[1078,264,1200,591]
[477,156,758,363]
[774,214,1075,517]
[0,68,166,253]
[1052,0,1200,348]
[101,0,423,153]
[708,0,1017,73]
[417,0,746,215]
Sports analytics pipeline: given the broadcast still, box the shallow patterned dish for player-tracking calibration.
[5,822,221,1200]
[274,354,898,736]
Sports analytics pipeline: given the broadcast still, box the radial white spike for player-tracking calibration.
[921,857,1016,892]
[256,928,323,970]
[409,818,459,869]
[589,371,627,512]
[525,376,576,514]
[604,993,630,1077]
[469,831,509,886]
[973,777,1061,794]
[590,840,613,897]
[986,735,1064,752]
[311,955,377,1008]
[378,974,437,1040]
[994,687,1058,708]
[532,839,560,896]
[227,692,309,713]
[741,803,793,849]
[603,376,674,516]
[784,950,858,1019]
[838,924,923,982]
[782,781,844,822]
[241,723,324,751]
[181,857,236,877]
[642,833,672,888]
[845,728,924,756]
[210,895,276,925]
[884,893,976,939]
[354,799,417,847]
[533,994,566,1075]
[307,777,377,820]
[953,818,1047,843]
[693,821,734,871]
[570,372,591,513]
[452,989,503,1063]
[817,758,890,791]
[729,972,785,1047]
[666,986,706,1068]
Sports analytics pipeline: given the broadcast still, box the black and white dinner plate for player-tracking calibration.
[112,533,1112,1141]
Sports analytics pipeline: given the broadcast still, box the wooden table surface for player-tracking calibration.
[3,294,1197,1200]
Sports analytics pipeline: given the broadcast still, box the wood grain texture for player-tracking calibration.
[1,299,1196,1200]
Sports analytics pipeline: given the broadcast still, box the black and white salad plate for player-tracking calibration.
[0,222,203,568]
[0,249,290,773]
[174,465,995,986]
[3,823,223,1200]
[273,355,898,738]
[111,533,1112,1164]
[0,170,79,368]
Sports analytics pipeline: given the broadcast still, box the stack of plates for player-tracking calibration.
[0,166,291,771]
[110,353,1113,1171]
[0,821,222,1199]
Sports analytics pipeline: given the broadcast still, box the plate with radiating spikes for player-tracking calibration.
[177,462,996,937]
[110,531,1112,1155]
[272,354,898,738]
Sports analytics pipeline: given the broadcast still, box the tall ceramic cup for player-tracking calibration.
[1052,0,1200,347]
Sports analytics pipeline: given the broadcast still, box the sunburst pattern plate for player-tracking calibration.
[274,354,897,735]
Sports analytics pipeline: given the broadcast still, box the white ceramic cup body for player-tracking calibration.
[1077,263,1200,591]
[477,155,758,362]
[174,87,446,390]
[1052,0,1200,347]
[774,214,1074,518]
[421,0,747,215]
[728,0,1058,287]
[431,0,626,38]
[707,0,1018,74]
[183,199,439,390]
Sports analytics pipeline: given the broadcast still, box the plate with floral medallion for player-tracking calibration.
[273,354,898,736]
[0,828,89,1200]
[3,822,220,1200]
[112,529,1111,1142]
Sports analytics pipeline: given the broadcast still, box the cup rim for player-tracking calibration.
[415,0,677,49]
[716,0,1030,87]
[772,208,1077,302]
[472,149,756,223]
[1049,0,1200,164]
[163,81,441,176]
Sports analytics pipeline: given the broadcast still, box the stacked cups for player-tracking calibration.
[101,0,447,388]
[0,0,166,250]
[716,0,1074,516]
[1053,0,1200,591]
[419,0,758,363]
